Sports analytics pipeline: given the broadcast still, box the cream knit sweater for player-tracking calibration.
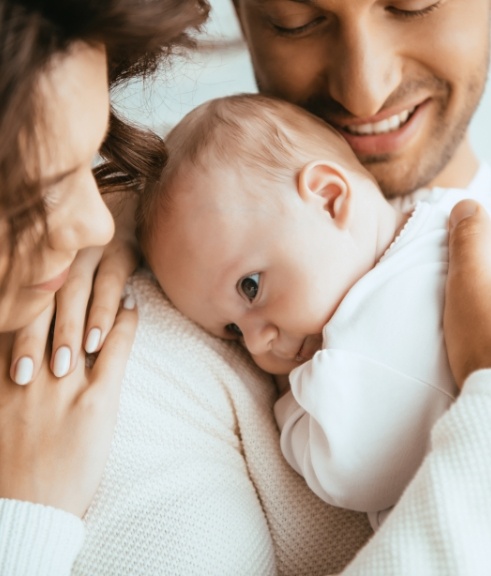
[0,271,372,575]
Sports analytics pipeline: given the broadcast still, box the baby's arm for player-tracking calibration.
[275,348,453,514]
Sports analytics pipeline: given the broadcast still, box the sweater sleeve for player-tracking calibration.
[0,499,84,575]
[275,348,454,513]
[340,369,491,575]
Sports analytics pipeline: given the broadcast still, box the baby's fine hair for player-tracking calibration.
[138,93,363,245]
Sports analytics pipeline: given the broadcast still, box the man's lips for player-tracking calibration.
[341,106,416,135]
[331,99,431,157]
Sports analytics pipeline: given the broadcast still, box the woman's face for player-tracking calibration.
[0,42,114,332]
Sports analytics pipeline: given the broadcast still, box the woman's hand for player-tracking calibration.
[9,193,139,385]
[444,200,491,388]
[0,300,137,517]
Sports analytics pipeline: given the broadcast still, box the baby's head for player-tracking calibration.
[139,94,400,375]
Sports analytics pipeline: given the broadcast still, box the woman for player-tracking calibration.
[1,0,491,574]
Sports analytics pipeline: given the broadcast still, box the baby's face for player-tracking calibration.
[150,167,367,375]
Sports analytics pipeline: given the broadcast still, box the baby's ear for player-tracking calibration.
[298,160,351,228]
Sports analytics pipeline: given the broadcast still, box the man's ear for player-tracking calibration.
[298,160,351,228]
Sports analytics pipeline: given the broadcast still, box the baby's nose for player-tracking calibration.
[242,322,277,356]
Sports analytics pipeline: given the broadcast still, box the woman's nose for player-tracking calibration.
[48,171,115,252]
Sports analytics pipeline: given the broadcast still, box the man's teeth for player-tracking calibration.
[344,107,415,135]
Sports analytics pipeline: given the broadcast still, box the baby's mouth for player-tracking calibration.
[295,334,323,363]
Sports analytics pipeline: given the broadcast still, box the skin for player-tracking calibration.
[232,0,490,198]
[0,42,114,333]
[149,158,404,375]
[445,200,491,387]
[0,42,138,516]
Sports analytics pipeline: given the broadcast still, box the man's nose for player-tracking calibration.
[325,16,402,119]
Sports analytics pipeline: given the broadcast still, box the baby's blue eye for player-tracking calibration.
[225,323,243,338]
[239,273,260,302]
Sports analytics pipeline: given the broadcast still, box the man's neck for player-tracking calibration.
[428,134,480,190]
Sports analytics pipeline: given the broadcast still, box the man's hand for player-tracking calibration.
[444,200,491,388]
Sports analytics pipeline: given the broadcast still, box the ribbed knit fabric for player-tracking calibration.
[0,500,84,575]
[72,270,372,576]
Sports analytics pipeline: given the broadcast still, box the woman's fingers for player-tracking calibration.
[9,299,55,385]
[50,246,103,378]
[83,235,139,355]
[90,299,138,402]
[9,194,139,384]
[0,302,137,517]
[444,200,491,387]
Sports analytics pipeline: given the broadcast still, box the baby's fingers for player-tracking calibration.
[9,300,55,385]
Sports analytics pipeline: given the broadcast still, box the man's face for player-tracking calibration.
[232,0,490,197]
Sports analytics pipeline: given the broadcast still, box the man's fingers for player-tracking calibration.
[445,200,491,386]
[9,300,55,385]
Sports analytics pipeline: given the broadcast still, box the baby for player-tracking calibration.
[138,93,460,528]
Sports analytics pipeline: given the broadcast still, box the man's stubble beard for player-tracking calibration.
[365,73,488,199]
[254,55,489,199]
[304,72,489,199]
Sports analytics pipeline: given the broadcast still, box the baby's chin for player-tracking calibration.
[250,353,297,376]
[251,334,323,376]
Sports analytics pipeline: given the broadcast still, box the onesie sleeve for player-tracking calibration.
[0,499,85,575]
[274,348,454,513]
[340,369,491,574]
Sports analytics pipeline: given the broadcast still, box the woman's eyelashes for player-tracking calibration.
[238,273,260,303]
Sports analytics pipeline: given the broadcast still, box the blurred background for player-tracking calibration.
[114,0,491,165]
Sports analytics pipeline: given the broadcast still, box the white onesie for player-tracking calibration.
[275,200,459,527]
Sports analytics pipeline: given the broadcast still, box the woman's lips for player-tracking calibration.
[30,267,70,292]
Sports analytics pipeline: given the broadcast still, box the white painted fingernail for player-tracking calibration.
[53,346,71,378]
[14,357,34,385]
[123,294,136,310]
[85,328,101,353]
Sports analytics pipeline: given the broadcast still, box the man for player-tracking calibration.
[231,0,489,197]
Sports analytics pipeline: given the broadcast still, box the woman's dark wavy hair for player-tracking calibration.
[0,0,209,278]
